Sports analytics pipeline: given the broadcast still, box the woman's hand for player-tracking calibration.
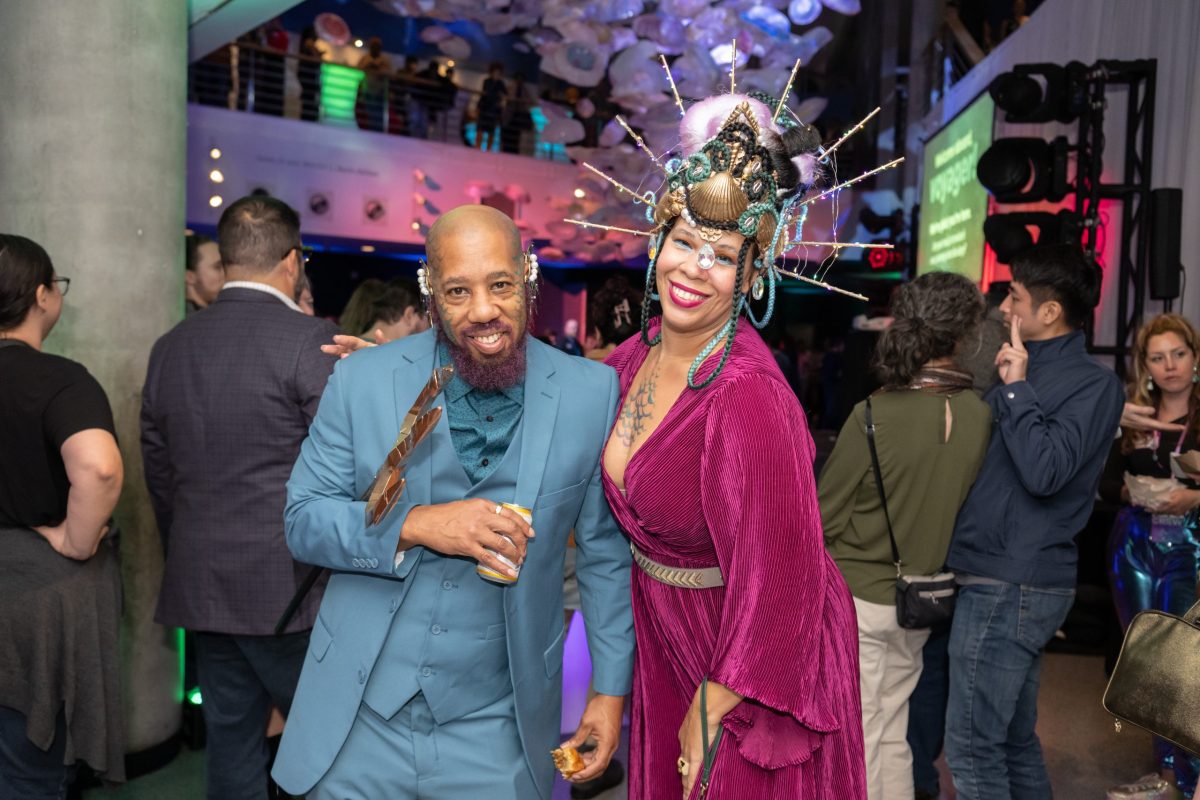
[1122,403,1186,433]
[34,522,110,560]
[1156,488,1200,516]
[676,680,743,799]
[677,700,706,799]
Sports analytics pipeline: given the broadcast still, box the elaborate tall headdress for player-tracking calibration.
[569,51,901,389]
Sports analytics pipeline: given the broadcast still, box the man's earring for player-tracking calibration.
[416,261,431,297]
[526,250,539,285]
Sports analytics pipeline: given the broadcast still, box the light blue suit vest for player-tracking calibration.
[361,419,521,721]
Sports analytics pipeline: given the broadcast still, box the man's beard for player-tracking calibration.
[438,319,528,391]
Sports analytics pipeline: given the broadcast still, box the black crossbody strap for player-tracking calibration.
[865,397,903,573]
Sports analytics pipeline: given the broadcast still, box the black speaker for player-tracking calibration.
[1150,188,1182,300]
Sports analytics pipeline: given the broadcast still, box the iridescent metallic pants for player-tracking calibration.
[1108,506,1200,796]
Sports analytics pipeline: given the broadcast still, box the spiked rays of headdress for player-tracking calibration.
[362,364,453,526]
[565,57,903,302]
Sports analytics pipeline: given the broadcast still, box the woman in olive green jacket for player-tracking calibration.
[818,272,992,800]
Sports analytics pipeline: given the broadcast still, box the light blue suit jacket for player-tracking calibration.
[272,331,635,798]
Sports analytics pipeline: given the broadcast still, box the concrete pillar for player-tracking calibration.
[0,1,186,756]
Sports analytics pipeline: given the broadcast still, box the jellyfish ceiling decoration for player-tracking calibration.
[359,0,865,260]
[362,0,855,105]
[788,0,823,26]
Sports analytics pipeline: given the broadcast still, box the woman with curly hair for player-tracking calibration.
[818,271,992,800]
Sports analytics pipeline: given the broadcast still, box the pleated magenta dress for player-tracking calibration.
[604,319,866,799]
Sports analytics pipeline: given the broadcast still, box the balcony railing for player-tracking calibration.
[189,43,583,162]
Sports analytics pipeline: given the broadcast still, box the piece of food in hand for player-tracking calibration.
[552,746,585,778]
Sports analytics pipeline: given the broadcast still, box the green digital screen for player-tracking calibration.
[917,93,994,280]
[320,63,364,127]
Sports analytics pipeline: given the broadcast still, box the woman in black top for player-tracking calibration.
[0,235,125,795]
[1101,313,1200,798]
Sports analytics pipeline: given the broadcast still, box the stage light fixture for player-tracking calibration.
[983,209,1080,263]
[989,61,1087,124]
[354,38,363,48]
[977,136,1069,203]
[361,245,376,253]
[573,188,586,199]
[411,221,420,231]
[209,195,223,208]
[209,147,221,159]
[208,169,224,184]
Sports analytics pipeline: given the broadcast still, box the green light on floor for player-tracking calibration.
[187,687,203,706]
[176,628,186,704]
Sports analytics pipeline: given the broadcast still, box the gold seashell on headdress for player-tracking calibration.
[687,171,749,223]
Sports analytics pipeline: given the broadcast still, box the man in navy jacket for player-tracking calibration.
[944,245,1124,799]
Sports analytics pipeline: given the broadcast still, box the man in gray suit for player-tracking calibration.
[141,196,338,799]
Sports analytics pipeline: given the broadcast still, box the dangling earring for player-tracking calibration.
[416,261,432,297]
[751,275,765,301]
[1193,365,1198,384]
[525,251,539,285]
[1147,376,1155,393]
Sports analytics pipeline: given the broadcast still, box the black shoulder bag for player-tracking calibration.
[865,397,957,629]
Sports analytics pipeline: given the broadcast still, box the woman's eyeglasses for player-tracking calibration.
[52,277,70,296]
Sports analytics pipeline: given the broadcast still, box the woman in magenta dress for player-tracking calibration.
[596,89,866,798]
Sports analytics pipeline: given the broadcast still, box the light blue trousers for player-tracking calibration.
[307,692,538,800]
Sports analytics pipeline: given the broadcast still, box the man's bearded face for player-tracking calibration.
[428,226,530,391]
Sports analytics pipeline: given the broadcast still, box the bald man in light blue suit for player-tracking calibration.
[272,206,634,799]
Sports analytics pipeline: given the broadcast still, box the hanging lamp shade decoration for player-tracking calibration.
[823,0,862,14]
[419,25,453,44]
[540,40,609,86]
[438,36,471,60]
[788,0,824,26]
[315,13,351,45]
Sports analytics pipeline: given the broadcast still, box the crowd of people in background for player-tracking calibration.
[188,19,614,155]
[3,194,1195,798]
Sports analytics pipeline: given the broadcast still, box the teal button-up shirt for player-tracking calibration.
[440,343,524,485]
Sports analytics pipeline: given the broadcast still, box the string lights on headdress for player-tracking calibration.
[660,54,686,118]
[564,53,895,388]
[614,115,669,174]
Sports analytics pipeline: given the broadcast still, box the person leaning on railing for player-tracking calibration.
[0,234,125,795]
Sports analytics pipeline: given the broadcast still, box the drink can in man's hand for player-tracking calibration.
[477,503,532,585]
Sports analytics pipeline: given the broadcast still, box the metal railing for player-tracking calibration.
[188,43,582,162]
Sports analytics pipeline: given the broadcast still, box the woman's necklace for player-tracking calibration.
[1152,403,1191,471]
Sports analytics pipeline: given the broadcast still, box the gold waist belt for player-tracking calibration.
[630,543,724,589]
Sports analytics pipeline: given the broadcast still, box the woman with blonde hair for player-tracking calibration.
[1101,313,1200,798]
